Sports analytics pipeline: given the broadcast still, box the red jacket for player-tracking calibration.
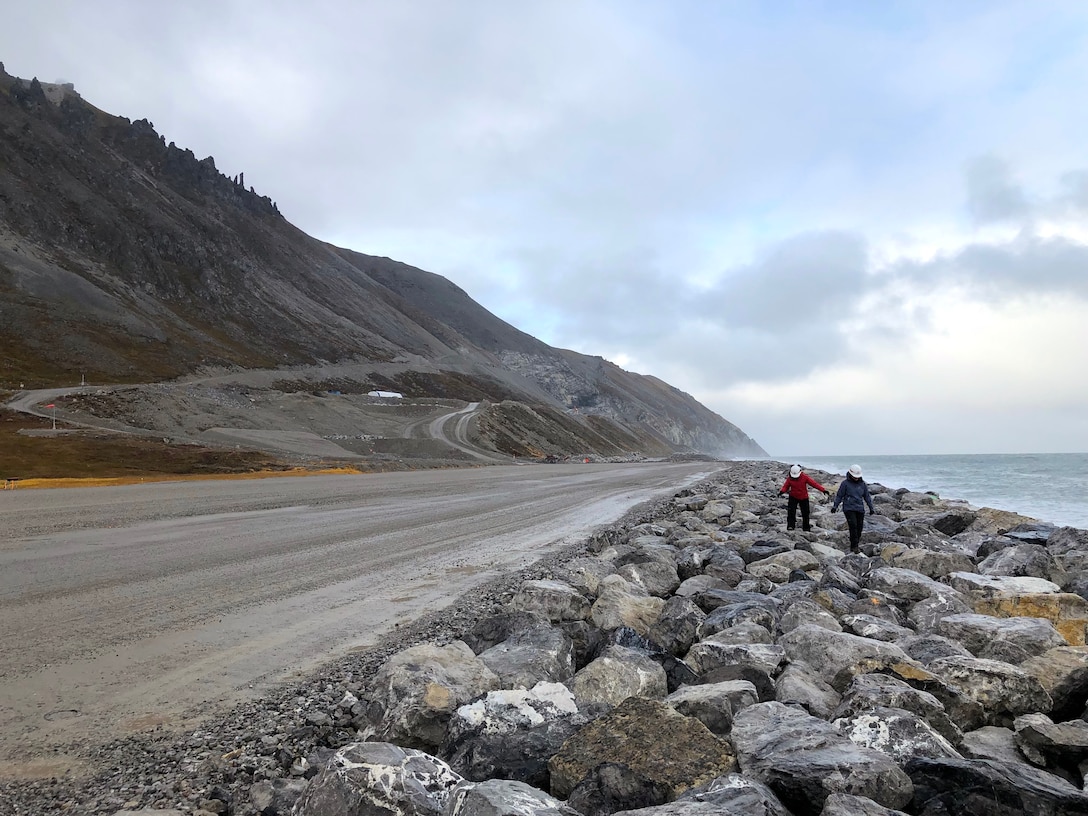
[780,472,828,499]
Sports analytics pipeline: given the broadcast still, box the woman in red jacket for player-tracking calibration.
[779,464,830,532]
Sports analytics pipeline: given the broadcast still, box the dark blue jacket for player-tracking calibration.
[833,477,874,514]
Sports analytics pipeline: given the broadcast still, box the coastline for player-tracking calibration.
[781,452,1088,531]
[4,459,1088,814]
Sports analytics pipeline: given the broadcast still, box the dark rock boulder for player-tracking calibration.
[905,755,1088,815]
[731,702,913,815]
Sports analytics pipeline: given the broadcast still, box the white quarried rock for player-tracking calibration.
[452,682,578,730]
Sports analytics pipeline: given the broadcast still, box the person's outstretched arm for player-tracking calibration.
[832,482,846,512]
[806,474,830,496]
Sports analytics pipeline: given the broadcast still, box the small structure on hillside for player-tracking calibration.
[367,390,404,399]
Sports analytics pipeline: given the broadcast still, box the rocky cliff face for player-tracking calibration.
[0,64,766,459]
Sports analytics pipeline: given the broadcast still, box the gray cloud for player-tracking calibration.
[889,232,1088,303]
[1059,170,1088,212]
[965,156,1030,224]
[701,232,870,330]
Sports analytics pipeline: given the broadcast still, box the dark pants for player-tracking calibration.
[844,510,865,550]
[787,497,811,531]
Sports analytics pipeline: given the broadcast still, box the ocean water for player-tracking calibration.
[782,452,1088,531]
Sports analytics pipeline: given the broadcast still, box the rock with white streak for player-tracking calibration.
[294,742,463,816]
[833,706,961,764]
[362,642,500,752]
[617,560,681,599]
[445,778,579,816]
[440,683,586,787]
[833,673,962,746]
[685,637,786,679]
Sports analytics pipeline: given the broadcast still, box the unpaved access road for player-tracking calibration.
[0,461,718,777]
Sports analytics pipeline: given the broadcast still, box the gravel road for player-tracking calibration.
[0,461,717,780]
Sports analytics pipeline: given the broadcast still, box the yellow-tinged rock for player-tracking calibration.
[969,507,1039,534]
[973,593,1088,646]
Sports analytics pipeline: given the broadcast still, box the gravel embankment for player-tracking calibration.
[0,481,678,816]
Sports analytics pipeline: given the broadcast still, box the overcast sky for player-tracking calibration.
[5,1,1088,456]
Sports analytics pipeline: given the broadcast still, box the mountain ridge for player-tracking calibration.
[0,64,767,462]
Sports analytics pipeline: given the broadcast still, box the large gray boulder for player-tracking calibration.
[819,793,911,815]
[648,595,706,656]
[882,544,975,581]
[928,655,1053,727]
[617,560,682,599]
[590,575,666,636]
[895,633,972,666]
[864,567,950,602]
[775,664,841,719]
[731,702,913,815]
[1019,646,1088,720]
[512,580,592,623]
[685,636,785,679]
[661,773,791,815]
[905,755,1088,815]
[477,624,575,689]
[664,679,759,736]
[778,599,843,635]
[779,624,917,686]
[559,558,617,597]
[567,644,667,708]
[696,599,779,639]
[936,613,1067,664]
[1013,712,1088,779]
[906,592,973,632]
[841,614,914,643]
[958,725,1029,766]
[361,642,500,751]
[833,673,962,746]
[978,543,1060,582]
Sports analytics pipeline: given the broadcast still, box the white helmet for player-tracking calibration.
[848,464,863,479]
[789,464,802,478]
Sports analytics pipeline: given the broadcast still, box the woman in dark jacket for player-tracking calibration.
[832,464,875,552]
